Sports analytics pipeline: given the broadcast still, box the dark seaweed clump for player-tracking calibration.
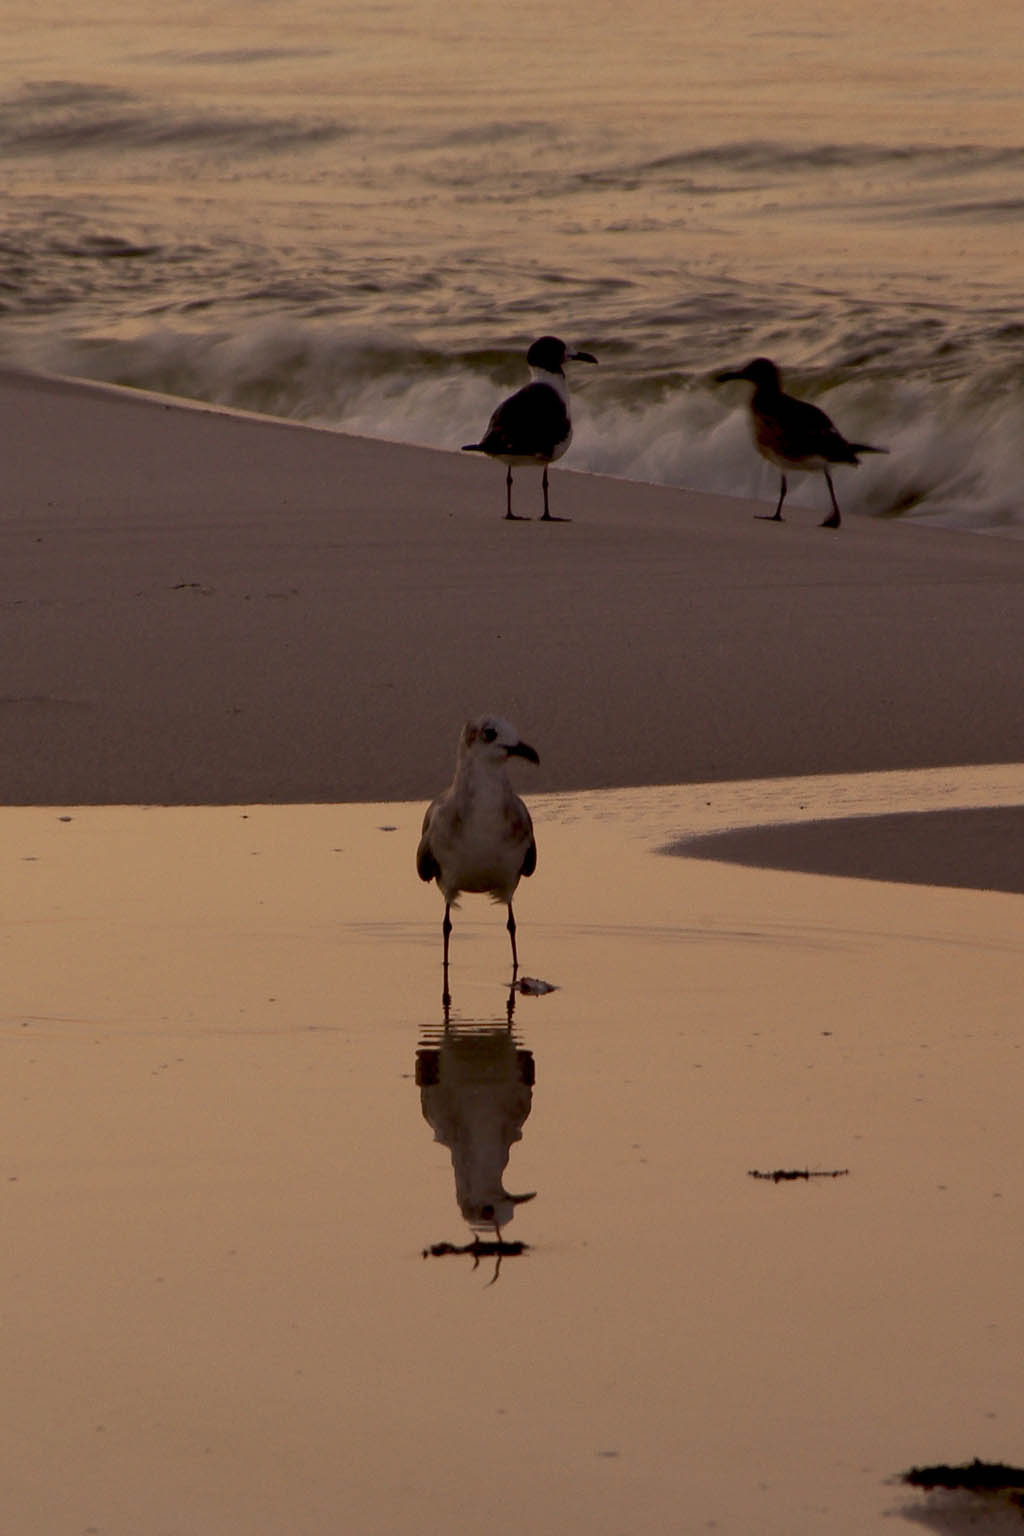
[902,1459,1024,1505]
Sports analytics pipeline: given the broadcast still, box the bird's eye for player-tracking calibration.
[481,726,497,743]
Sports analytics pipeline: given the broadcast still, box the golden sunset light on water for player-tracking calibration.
[2,2,1023,1531]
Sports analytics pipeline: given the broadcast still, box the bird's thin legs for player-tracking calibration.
[506,902,519,975]
[539,464,570,523]
[821,470,842,529]
[505,465,528,521]
[441,901,522,1003]
[757,474,786,521]
[442,903,453,1005]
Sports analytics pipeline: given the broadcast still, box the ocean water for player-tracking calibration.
[2,0,1023,534]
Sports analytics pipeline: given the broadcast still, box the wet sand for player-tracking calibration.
[2,373,1023,1534]
[3,771,1023,1536]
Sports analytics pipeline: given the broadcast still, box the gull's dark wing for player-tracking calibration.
[766,394,861,465]
[416,800,442,883]
[479,382,570,460]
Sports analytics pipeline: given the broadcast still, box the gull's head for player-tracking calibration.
[526,336,598,375]
[715,357,782,392]
[471,1190,538,1232]
[459,715,540,768]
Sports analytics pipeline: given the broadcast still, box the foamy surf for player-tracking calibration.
[9,319,1022,534]
[3,3,1023,537]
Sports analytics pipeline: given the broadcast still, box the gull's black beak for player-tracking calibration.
[570,350,598,364]
[508,741,540,765]
[715,367,745,384]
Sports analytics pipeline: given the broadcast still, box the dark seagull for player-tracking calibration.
[417,716,539,995]
[716,357,887,528]
[462,336,597,521]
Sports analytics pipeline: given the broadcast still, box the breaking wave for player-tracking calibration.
[9,319,1023,536]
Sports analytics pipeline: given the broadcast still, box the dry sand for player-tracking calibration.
[676,805,1024,895]
[3,366,1023,807]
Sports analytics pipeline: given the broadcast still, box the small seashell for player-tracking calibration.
[517,976,557,996]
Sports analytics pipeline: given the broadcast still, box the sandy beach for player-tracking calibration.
[2,371,1023,1536]
[3,367,1024,807]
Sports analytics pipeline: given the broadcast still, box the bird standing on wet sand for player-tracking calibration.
[716,357,887,528]
[417,716,539,990]
[462,336,597,521]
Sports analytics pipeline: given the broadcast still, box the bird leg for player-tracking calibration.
[539,464,570,523]
[756,474,786,521]
[442,904,452,1007]
[506,902,519,974]
[505,465,528,520]
[821,470,842,529]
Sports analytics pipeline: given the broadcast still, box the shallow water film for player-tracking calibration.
[3,769,1023,1533]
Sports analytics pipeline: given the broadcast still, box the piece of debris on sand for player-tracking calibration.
[748,1167,850,1183]
[901,1458,1024,1516]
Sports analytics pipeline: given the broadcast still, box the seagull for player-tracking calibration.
[417,716,539,988]
[462,336,597,521]
[716,357,887,528]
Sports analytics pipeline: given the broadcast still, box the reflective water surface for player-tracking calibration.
[418,989,537,1248]
[4,0,1024,533]
[2,768,1023,1534]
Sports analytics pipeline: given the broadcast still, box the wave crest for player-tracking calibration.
[0,81,348,157]
[10,320,1022,537]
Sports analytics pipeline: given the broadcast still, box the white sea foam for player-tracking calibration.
[10,318,1020,535]
[2,1,1023,536]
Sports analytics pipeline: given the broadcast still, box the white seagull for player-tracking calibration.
[417,716,539,983]
[462,336,597,521]
[716,357,888,528]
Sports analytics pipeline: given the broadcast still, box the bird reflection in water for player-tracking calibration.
[417,983,536,1282]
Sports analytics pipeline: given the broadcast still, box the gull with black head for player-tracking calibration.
[417,716,539,996]
[716,357,888,528]
[462,336,597,521]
